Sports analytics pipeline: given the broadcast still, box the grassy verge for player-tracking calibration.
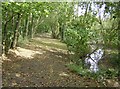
[66,63,119,80]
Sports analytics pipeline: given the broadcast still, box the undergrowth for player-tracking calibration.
[17,35,30,47]
[66,63,119,81]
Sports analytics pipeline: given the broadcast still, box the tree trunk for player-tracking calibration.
[51,26,55,38]
[25,16,29,38]
[60,23,65,41]
[2,12,14,54]
[2,20,7,54]
[118,18,120,50]
[30,13,34,39]
[11,13,21,49]
[23,15,29,39]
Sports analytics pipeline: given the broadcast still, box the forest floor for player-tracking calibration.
[2,34,119,87]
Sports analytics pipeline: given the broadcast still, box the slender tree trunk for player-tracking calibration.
[2,12,14,54]
[23,15,29,39]
[118,18,120,49]
[25,16,29,38]
[23,19,26,39]
[12,14,15,31]
[84,2,90,24]
[25,15,29,38]
[9,14,15,49]
[84,2,89,17]
[51,26,55,38]
[61,23,65,41]
[2,20,7,54]
[11,13,21,49]
[16,18,22,44]
[2,12,8,54]
[30,13,34,38]
[34,16,44,35]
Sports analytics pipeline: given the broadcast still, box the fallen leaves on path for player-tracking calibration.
[2,36,106,87]
[8,47,45,59]
[59,72,69,77]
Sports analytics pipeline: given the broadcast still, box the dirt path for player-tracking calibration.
[2,36,100,87]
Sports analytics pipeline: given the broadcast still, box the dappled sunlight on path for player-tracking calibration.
[8,47,45,59]
[2,37,100,87]
[32,37,67,51]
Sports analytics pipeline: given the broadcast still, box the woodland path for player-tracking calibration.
[2,34,102,87]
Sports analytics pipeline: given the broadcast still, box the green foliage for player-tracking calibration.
[2,2,57,53]
[17,35,29,47]
[37,23,50,33]
[67,63,119,80]
[64,13,99,62]
[101,18,119,48]
[90,68,118,80]
[67,63,90,76]
[109,53,120,68]
[5,31,13,53]
[65,28,90,57]
[64,17,91,61]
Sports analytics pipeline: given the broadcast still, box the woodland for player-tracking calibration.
[1,1,120,87]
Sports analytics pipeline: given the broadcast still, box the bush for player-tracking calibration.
[64,28,90,63]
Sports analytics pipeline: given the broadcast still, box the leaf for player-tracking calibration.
[15,73,21,77]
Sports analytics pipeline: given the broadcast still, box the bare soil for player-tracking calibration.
[2,36,118,87]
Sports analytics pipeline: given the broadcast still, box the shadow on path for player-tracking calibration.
[2,37,99,87]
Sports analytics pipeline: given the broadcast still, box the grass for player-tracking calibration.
[108,53,120,69]
[66,62,119,80]
[66,63,90,76]
[29,38,67,50]
[17,36,29,47]
[17,35,67,51]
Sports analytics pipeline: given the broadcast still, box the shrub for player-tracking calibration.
[64,28,90,64]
